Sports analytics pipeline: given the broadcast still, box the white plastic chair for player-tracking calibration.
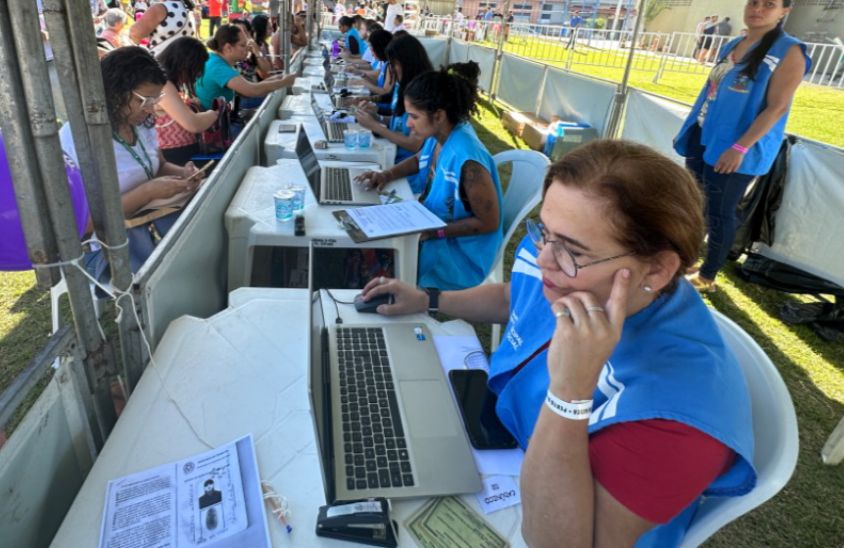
[50,275,103,334]
[679,309,799,547]
[487,149,550,350]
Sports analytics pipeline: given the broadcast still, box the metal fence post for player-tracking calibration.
[606,0,646,139]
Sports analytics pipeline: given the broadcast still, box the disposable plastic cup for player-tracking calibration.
[344,129,359,149]
[357,129,373,149]
[287,184,306,214]
[274,189,295,222]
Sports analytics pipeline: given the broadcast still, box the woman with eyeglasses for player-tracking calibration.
[59,47,201,281]
[195,24,296,111]
[360,140,756,546]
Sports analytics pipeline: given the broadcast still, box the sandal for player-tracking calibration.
[687,273,717,293]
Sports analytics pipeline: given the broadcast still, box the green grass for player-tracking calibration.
[476,36,844,148]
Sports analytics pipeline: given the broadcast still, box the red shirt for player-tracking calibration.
[589,419,735,524]
[207,0,223,17]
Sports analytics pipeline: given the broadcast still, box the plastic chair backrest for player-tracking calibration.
[486,149,549,285]
[679,309,799,547]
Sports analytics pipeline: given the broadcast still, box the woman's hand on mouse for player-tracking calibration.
[361,277,428,316]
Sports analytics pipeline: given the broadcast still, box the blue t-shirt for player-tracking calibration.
[417,122,503,290]
[195,52,239,109]
[490,238,757,547]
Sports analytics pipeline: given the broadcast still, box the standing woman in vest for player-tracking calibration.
[357,62,503,290]
[674,0,810,292]
[130,0,197,56]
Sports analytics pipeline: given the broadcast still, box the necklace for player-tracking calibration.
[113,126,154,180]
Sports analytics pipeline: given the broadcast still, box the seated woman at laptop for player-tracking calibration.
[348,29,394,98]
[194,25,296,111]
[59,47,202,281]
[357,62,503,290]
[359,140,756,547]
[354,34,433,181]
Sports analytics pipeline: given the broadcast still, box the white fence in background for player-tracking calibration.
[416,15,844,89]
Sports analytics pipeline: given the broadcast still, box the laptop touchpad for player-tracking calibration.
[400,381,459,438]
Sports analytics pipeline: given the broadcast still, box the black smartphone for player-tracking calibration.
[449,369,518,450]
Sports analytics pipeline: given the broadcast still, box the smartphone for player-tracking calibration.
[449,369,518,450]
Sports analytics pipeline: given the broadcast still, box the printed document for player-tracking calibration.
[344,201,445,239]
[99,435,262,548]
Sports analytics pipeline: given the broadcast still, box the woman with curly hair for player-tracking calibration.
[59,47,202,280]
[155,37,218,165]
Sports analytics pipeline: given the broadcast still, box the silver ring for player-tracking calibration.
[554,308,571,319]
[586,306,605,313]
[379,276,386,285]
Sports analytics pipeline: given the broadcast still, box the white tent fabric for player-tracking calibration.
[621,89,688,163]
[539,68,617,135]
[497,54,546,114]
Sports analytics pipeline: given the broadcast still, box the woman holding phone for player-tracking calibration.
[59,47,203,281]
[360,140,756,547]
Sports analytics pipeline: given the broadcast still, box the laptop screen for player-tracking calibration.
[295,126,322,199]
[308,288,334,503]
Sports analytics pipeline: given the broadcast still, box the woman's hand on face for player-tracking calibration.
[361,277,429,316]
[546,269,631,400]
[246,38,260,56]
[354,170,388,191]
[714,148,744,174]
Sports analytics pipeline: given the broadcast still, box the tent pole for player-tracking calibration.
[489,0,511,105]
[606,0,645,137]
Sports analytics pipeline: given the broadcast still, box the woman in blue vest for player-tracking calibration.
[674,0,810,292]
[349,29,394,97]
[355,34,433,172]
[360,140,757,547]
[338,15,367,58]
[357,61,503,290]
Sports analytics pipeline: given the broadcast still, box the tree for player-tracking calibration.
[644,0,670,23]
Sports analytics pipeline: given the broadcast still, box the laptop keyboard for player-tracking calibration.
[336,327,416,491]
[323,167,353,202]
[325,121,347,142]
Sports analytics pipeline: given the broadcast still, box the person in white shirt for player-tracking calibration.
[384,0,403,32]
[334,0,346,23]
[392,14,406,32]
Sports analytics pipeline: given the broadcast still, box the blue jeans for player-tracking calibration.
[685,126,755,280]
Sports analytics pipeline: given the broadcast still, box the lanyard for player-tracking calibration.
[113,126,154,180]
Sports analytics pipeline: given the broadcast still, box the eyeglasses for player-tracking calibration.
[525,218,633,278]
[132,90,165,109]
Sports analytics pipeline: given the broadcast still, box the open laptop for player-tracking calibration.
[307,284,481,503]
[311,94,348,143]
[294,125,384,206]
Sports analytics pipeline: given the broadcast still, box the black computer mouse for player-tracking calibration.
[354,293,394,313]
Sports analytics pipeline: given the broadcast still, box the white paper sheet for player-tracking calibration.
[476,475,521,514]
[345,200,445,239]
[99,436,256,548]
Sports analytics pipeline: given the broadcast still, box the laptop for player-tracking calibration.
[311,94,348,143]
[307,286,481,503]
[294,125,384,206]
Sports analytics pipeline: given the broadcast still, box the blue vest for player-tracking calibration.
[388,84,414,163]
[674,32,810,176]
[417,122,503,290]
[490,238,757,547]
[376,61,388,88]
[344,27,368,55]
[407,137,437,195]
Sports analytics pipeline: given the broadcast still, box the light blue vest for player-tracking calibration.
[417,122,503,290]
[407,137,437,195]
[344,27,368,55]
[388,84,414,163]
[490,238,757,547]
[674,32,810,176]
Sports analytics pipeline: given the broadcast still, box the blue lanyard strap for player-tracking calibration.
[113,126,154,180]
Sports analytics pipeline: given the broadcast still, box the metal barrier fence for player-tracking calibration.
[418,15,844,89]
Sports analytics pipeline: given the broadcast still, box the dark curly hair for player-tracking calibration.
[404,61,480,125]
[101,46,166,130]
[156,36,208,96]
